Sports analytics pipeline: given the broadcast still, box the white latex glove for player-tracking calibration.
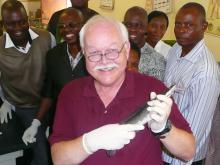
[22,119,41,145]
[82,124,144,154]
[0,100,12,124]
[147,92,172,133]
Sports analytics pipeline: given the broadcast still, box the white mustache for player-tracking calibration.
[94,63,119,71]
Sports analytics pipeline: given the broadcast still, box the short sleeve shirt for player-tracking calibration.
[50,71,191,165]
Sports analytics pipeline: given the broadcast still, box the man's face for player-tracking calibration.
[70,0,88,8]
[174,8,207,50]
[2,8,29,46]
[124,12,147,48]
[147,16,168,45]
[83,23,130,87]
[58,11,82,45]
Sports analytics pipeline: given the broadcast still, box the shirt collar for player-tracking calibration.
[82,70,135,100]
[141,42,155,53]
[5,28,39,49]
[67,44,82,60]
[176,39,205,63]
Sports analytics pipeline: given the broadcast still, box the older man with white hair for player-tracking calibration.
[49,15,195,165]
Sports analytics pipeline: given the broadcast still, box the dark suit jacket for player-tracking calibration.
[42,42,88,101]
[42,42,88,126]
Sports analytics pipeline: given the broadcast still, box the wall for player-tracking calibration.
[89,0,220,61]
[0,0,41,17]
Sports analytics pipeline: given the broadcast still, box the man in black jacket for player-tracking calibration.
[41,8,88,131]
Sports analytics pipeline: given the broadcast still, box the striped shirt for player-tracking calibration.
[139,42,166,81]
[163,39,220,165]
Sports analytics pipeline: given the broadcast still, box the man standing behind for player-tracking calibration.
[124,6,166,81]
[146,10,171,59]
[50,15,195,165]
[47,0,98,42]
[41,8,88,130]
[0,1,55,164]
[164,2,220,165]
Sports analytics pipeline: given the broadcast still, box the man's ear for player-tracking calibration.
[202,21,208,31]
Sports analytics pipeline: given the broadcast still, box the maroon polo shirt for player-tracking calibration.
[50,71,191,165]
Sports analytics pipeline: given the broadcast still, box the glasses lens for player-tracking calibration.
[88,54,101,62]
[105,50,119,60]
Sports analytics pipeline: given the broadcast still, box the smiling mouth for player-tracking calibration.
[65,34,75,38]
[129,34,137,40]
[14,32,23,37]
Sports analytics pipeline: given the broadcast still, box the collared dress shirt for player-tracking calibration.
[163,39,220,165]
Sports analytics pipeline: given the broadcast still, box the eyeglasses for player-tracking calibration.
[57,22,82,30]
[86,42,126,62]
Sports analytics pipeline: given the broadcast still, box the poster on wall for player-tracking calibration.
[100,0,115,10]
[145,0,173,13]
[206,0,220,36]
[41,0,67,25]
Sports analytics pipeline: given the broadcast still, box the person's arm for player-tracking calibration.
[51,136,88,165]
[161,125,195,161]
[147,92,195,161]
[22,52,54,145]
[51,124,144,165]
[35,97,52,121]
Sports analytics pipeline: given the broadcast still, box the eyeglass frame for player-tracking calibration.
[85,42,127,62]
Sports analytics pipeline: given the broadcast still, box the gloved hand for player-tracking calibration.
[147,92,172,133]
[0,100,12,124]
[22,119,41,145]
[82,124,144,154]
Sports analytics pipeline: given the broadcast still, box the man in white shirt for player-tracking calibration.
[146,10,171,59]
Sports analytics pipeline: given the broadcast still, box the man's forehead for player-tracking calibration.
[3,8,26,17]
[124,13,147,24]
[178,7,201,17]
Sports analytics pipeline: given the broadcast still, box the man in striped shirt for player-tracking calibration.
[163,2,220,165]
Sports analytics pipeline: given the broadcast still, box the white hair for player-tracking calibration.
[79,15,129,49]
